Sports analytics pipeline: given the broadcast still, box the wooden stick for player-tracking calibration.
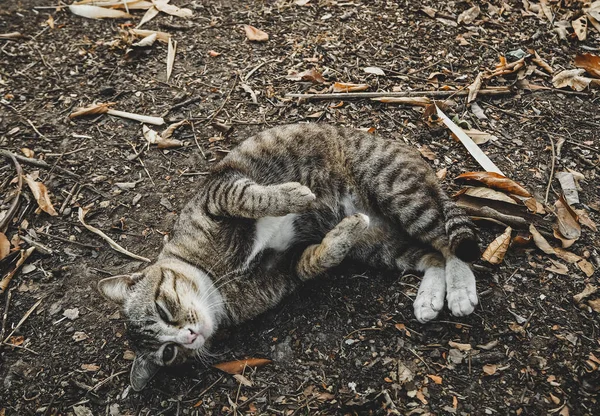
[285,87,512,100]
[0,247,35,295]
[0,152,23,233]
[0,149,80,179]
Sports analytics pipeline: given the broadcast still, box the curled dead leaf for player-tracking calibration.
[574,53,600,78]
[286,69,325,83]
[69,4,133,19]
[332,82,369,92]
[213,358,272,375]
[467,72,482,103]
[455,172,531,197]
[23,174,58,216]
[482,226,512,265]
[572,16,588,41]
[552,69,599,91]
[244,25,268,42]
[457,5,480,25]
[427,374,443,384]
[573,284,598,303]
[483,364,497,375]
[554,194,581,241]
[0,232,10,261]
[69,102,113,119]
[588,298,600,313]
[448,340,472,351]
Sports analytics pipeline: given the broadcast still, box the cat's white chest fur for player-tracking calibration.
[246,214,297,264]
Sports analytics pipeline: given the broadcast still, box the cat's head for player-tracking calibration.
[97,259,225,391]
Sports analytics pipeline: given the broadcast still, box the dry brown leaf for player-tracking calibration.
[233,374,253,386]
[467,72,482,103]
[286,69,325,83]
[588,298,600,312]
[577,259,595,277]
[455,172,531,197]
[0,232,10,261]
[0,247,35,294]
[546,259,569,275]
[460,129,498,145]
[161,120,188,140]
[166,37,177,82]
[529,224,555,255]
[208,50,221,57]
[421,6,436,18]
[333,82,369,92]
[553,229,576,249]
[483,364,497,375]
[574,209,597,232]
[554,194,581,241]
[540,0,553,22]
[415,389,428,404]
[153,0,194,18]
[418,145,437,161]
[457,5,480,24]
[213,358,272,375]
[573,284,598,303]
[244,25,268,42]
[69,102,113,119]
[436,167,447,180]
[524,197,546,214]
[81,363,100,372]
[572,16,588,41]
[157,138,183,149]
[574,53,600,78]
[556,172,579,205]
[448,340,472,351]
[427,374,443,384]
[531,50,553,74]
[130,29,171,43]
[69,4,133,19]
[482,226,512,265]
[552,69,598,91]
[138,6,160,27]
[457,187,518,204]
[47,15,55,29]
[23,174,58,216]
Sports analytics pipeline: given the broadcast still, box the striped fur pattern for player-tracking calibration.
[98,123,480,390]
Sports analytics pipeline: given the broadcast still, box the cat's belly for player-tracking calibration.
[246,214,298,264]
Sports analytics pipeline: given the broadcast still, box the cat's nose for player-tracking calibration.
[187,328,198,343]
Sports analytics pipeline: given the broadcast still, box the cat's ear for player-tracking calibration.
[97,275,137,305]
[130,355,160,391]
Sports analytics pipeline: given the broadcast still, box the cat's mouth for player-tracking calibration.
[182,334,206,351]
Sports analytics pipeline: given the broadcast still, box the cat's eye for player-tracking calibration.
[162,344,177,365]
[156,302,172,323]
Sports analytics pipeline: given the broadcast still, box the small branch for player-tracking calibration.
[0,152,23,233]
[209,75,238,123]
[0,149,80,179]
[0,288,13,343]
[545,134,556,204]
[0,247,35,295]
[2,296,43,344]
[285,87,512,100]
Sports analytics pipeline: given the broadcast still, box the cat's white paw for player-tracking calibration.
[445,257,478,317]
[414,267,446,323]
[277,182,316,212]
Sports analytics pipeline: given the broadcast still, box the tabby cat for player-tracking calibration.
[98,123,480,390]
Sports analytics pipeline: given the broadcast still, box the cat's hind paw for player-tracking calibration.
[274,182,316,213]
[413,268,445,323]
[445,257,478,317]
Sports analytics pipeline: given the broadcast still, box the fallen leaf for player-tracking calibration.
[577,259,595,277]
[572,16,588,41]
[546,258,569,275]
[483,364,497,375]
[332,82,369,92]
[457,128,498,145]
[554,194,581,241]
[476,340,499,350]
[244,25,268,42]
[418,145,436,161]
[138,6,160,27]
[363,66,385,76]
[467,72,482,103]
[213,358,272,375]
[415,389,428,404]
[132,33,157,47]
[436,167,447,180]
[72,331,88,342]
[123,350,135,360]
[524,197,546,214]
[552,69,598,91]
[574,53,600,78]
[47,15,54,29]
[8,335,24,346]
[233,374,253,386]
[589,298,600,312]
[455,172,531,197]
[421,6,436,18]
[153,0,194,18]
[482,226,512,265]
[81,363,100,372]
[573,284,598,303]
[69,102,113,118]
[457,5,480,25]
[553,228,576,249]
[539,0,553,22]
[555,172,579,205]
[130,29,171,43]
[166,37,177,82]
[0,233,9,261]
[161,120,188,140]
[457,187,518,204]
[529,224,555,255]
[448,340,472,351]
[531,50,553,74]
[286,69,325,83]
[427,374,443,384]
[208,50,221,57]
[23,174,58,216]
[69,5,133,19]
[574,209,597,232]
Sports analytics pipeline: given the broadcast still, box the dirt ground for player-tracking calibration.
[1,0,600,415]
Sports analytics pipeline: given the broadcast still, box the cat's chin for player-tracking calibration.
[183,334,206,351]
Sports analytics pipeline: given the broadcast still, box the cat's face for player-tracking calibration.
[97,260,224,391]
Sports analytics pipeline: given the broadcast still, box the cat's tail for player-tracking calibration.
[441,196,480,262]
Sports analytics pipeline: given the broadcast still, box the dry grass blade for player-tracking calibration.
[0,32,26,39]
[23,174,58,216]
[436,106,503,174]
[0,247,35,295]
[482,226,512,265]
[213,358,272,375]
[78,208,150,263]
[166,38,177,82]
[68,4,133,19]
[130,29,171,42]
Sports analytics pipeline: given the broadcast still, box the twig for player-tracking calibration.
[2,296,43,344]
[407,347,432,372]
[0,151,23,233]
[209,75,238,123]
[0,149,79,179]
[26,119,50,141]
[59,183,79,215]
[0,247,35,295]
[225,386,270,416]
[0,288,13,342]
[78,208,151,263]
[285,87,512,100]
[545,135,556,204]
[35,230,101,250]
[344,327,383,338]
[89,370,127,392]
[168,96,203,113]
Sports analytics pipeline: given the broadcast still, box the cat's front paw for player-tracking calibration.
[446,281,478,317]
[413,270,445,323]
[275,182,316,213]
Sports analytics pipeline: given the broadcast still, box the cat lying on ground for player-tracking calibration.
[98,123,480,390]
